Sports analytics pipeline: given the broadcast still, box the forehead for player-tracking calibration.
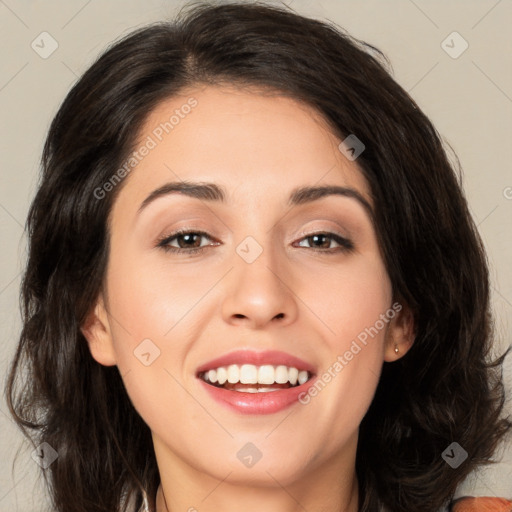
[114,84,371,212]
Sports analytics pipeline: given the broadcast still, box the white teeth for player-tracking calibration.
[201,364,312,387]
[298,370,309,385]
[275,365,289,384]
[240,364,258,384]
[235,387,282,393]
[288,367,299,386]
[227,365,240,384]
[258,365,275,384]
[216,367,227,385]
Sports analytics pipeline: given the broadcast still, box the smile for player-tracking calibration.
[199,364,312,392]
[195,349,317,414]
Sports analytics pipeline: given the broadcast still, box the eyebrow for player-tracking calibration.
[137,181,373,218]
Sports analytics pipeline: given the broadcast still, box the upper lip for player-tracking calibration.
[196,349,317,375]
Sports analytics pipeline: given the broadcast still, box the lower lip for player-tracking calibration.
[197,377,316,414]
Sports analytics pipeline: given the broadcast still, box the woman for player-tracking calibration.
[5,2,511,511]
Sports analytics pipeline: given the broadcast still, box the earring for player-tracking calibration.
[394,344,399,354]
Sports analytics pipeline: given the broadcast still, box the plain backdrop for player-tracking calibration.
[1,1,511,510]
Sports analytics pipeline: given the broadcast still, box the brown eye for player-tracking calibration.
[156,230,218,254]
[295,232,354,252]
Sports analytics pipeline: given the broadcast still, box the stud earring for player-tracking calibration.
[394,344,399,354]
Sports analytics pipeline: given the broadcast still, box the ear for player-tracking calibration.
[383,300,415,362]
[80,292,117,366]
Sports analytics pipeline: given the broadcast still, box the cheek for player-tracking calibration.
[314,252,392,347]
[105,249,210,350]
[299,254,391,428]
[103,245,220,422]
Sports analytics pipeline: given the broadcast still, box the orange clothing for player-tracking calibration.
[452,497,512,511]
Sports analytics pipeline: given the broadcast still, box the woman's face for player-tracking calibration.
[84,84,412,492]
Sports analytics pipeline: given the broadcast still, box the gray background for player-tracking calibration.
[1,0,511,510]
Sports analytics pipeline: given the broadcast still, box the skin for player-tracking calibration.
[82,84,415,512]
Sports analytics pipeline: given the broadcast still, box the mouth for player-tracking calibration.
[197,363,314,393]
[195,350,317,413]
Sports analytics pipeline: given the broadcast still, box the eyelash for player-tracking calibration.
[155,228,354,255]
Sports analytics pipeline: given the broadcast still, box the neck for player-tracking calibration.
[156,479,358,512]
[153,435,359,512]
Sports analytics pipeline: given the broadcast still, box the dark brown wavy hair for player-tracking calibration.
[4,1,511,511]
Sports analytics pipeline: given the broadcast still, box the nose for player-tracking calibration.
[221,242,299,329]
